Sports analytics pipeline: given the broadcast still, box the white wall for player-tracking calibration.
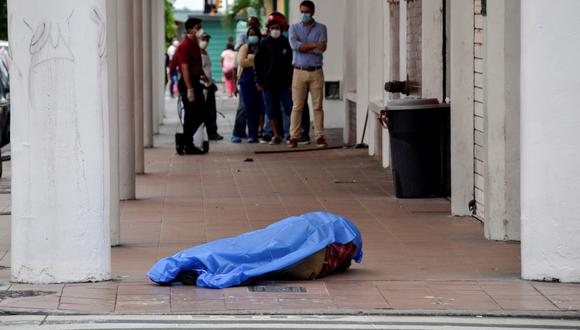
[9,0,111,283]
[521,0,580,282]
[289,0,345,128]
[484,0,520,241]
[450,0,475,216]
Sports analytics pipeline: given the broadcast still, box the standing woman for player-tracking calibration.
[237,27,264,143]
[221,43,236,98]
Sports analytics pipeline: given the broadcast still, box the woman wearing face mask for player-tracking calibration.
[237,27,264,143]
[254,13,293,145]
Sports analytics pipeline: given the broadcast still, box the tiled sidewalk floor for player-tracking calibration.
[0,95,579,315]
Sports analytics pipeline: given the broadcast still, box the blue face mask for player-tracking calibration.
[247,35,259,45]
[282,31,289,38]
[301,13,312,23]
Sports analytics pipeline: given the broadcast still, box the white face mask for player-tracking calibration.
[270,29,281,39]
[199,40,208,50]
[195,28,204,38]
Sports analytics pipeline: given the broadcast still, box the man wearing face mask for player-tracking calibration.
[254,13,293,145]
[288,0,328,148]
[175,17,209,155]
[199,32,223,141]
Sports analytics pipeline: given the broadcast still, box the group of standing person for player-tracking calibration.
[170,0,327,155]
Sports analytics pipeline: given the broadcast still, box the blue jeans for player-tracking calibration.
[263,89,293,138]
[239,83,264,140]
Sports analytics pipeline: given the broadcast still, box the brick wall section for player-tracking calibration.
[406,0,422,96]
[473,0,486,220]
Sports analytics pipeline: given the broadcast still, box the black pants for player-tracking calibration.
[179,78,207,148]
[205,84,218,136]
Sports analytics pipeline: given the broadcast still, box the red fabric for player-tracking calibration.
[320,242,357,277]
[175,36,204,77]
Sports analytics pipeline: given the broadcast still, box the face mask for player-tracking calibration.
[283,31,289,38]
[199,40,208,49]
[270,29,281,39]
[301,13,312,23]
[248,35,259,45]
[195,28,204,38]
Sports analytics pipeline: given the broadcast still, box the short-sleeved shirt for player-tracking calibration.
[175,36,204,78]
[288,20,327,67]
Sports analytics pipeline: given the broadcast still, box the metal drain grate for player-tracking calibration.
[0,290,56,300]
[248,286,307,293]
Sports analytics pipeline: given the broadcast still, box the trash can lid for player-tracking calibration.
[385,98,449,111]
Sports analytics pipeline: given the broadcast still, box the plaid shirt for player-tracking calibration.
[319,242,357,278]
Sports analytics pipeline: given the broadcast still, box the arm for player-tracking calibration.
[181,63,193,90]
[254,45,264,87]
[289,24,326,54]
[237,44,254,68]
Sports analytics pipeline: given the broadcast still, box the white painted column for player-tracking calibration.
[521,0,580,282]
[421,0,444,100]
[399,2,407,82]
[449,0,474,216]
[355,0,370,146]
[117,0,136,200]
[152,0,165,134]
[143,0,154,148]
[106,0,121,246]
[133,0,145,175]
[483,0,520,241]
[9,0,111,283]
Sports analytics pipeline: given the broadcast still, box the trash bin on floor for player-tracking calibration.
[380,98,450,198]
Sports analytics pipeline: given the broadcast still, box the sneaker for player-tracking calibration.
[231,136,242,143]
[247,138,259,144]
[298,136,311,145]
[209,133,224,141]
[269,136,282,145]
[315,137,328,148]
[259,135,272,143]
[288,138,298,148]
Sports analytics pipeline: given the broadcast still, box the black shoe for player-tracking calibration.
[208,133,224,141]
[175,133,184,155]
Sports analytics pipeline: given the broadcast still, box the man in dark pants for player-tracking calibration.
[175,17,208,155]
[255,13,293,145]
[199,32,223,141]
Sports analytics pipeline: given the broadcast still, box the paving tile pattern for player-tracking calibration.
[0,96,579,314]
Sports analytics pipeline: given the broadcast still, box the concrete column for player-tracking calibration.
[449,0,474,216]
[483,0,520,241]
[106,0,121,246]
[152,0,165,134]
[143,0,154,148]
[355,0,369,145]
[118,0,136,200]
[521,0,580,282]
[133,0,145,174]
[9,0,111,283]
[421,0,444,100]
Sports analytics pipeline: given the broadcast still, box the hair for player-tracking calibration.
[247,26,262,40]
[248,16,261,28]
[225,43,234,51]
[185,17,202,31]
[300,0,315,12]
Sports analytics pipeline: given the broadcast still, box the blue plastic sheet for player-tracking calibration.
[147,211,363,288]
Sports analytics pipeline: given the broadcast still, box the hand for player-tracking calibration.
[187,88,195,102]
[247,54,255,60]
[234,88,239,97]
[256,84,263,92]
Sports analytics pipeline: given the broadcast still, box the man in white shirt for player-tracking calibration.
[199,32,223,140]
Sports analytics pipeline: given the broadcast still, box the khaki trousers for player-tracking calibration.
[290,68,325,140]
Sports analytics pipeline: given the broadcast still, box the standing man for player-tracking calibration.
[199,32,223,141]
[255,13,293,145]
[288,0,328,148]
[175,17,208,155]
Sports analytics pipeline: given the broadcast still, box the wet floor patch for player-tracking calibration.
[0,290,56,300]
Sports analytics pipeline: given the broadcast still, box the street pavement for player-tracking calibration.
[0,92,578,321]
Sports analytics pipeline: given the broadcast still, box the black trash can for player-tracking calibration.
[383,99,450,198]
